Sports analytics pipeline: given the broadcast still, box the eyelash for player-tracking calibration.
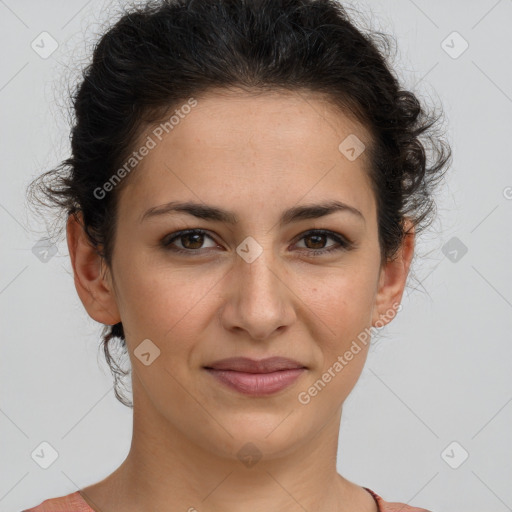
[161,229,354,256]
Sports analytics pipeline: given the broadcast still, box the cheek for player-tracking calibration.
[305,269,377,335]
[301,271,377,402]
[113,254,222,347]
[300,280,374,409]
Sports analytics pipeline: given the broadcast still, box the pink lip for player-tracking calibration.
[204,357,307,396]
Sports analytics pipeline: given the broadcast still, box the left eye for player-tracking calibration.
[295,230,350,254]
[161,229,352,255]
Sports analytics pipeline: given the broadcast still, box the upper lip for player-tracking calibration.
[204,357,306,373]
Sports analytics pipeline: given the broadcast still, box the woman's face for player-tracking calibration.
[75,89,412,459]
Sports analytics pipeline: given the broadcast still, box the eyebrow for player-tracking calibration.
[140,199,365,226]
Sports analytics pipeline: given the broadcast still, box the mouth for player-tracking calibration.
[203,357,307,396]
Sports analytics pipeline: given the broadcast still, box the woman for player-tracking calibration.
[24,0,450,510]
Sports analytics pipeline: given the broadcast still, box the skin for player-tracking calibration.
[67,88,414,512]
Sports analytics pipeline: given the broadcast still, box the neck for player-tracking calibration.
[79,386,376,512]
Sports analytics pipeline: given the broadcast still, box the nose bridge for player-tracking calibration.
[228,237,293,338]
[238,239,281,305]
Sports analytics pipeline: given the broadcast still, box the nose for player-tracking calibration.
[219,245,296,341]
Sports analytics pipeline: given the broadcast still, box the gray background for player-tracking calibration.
[1,0,511,511]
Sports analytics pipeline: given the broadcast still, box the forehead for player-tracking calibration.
[146,88,371,160]
[119,89,376,225]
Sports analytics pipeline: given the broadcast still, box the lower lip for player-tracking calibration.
[205,368,306,396]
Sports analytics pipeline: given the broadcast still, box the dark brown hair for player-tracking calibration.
[27,0,451,407]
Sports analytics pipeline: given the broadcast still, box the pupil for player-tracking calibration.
[307,234,325,249]
[184,233,203,249]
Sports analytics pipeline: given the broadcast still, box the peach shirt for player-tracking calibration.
[23,488,432,511]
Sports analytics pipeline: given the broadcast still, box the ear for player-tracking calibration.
[371,219,415,327]
[66,212,121,326]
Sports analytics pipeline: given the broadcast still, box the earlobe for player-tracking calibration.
[371,220,415,327]
[66,212,121,326]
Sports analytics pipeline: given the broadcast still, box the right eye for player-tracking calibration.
[161,229,220,254]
